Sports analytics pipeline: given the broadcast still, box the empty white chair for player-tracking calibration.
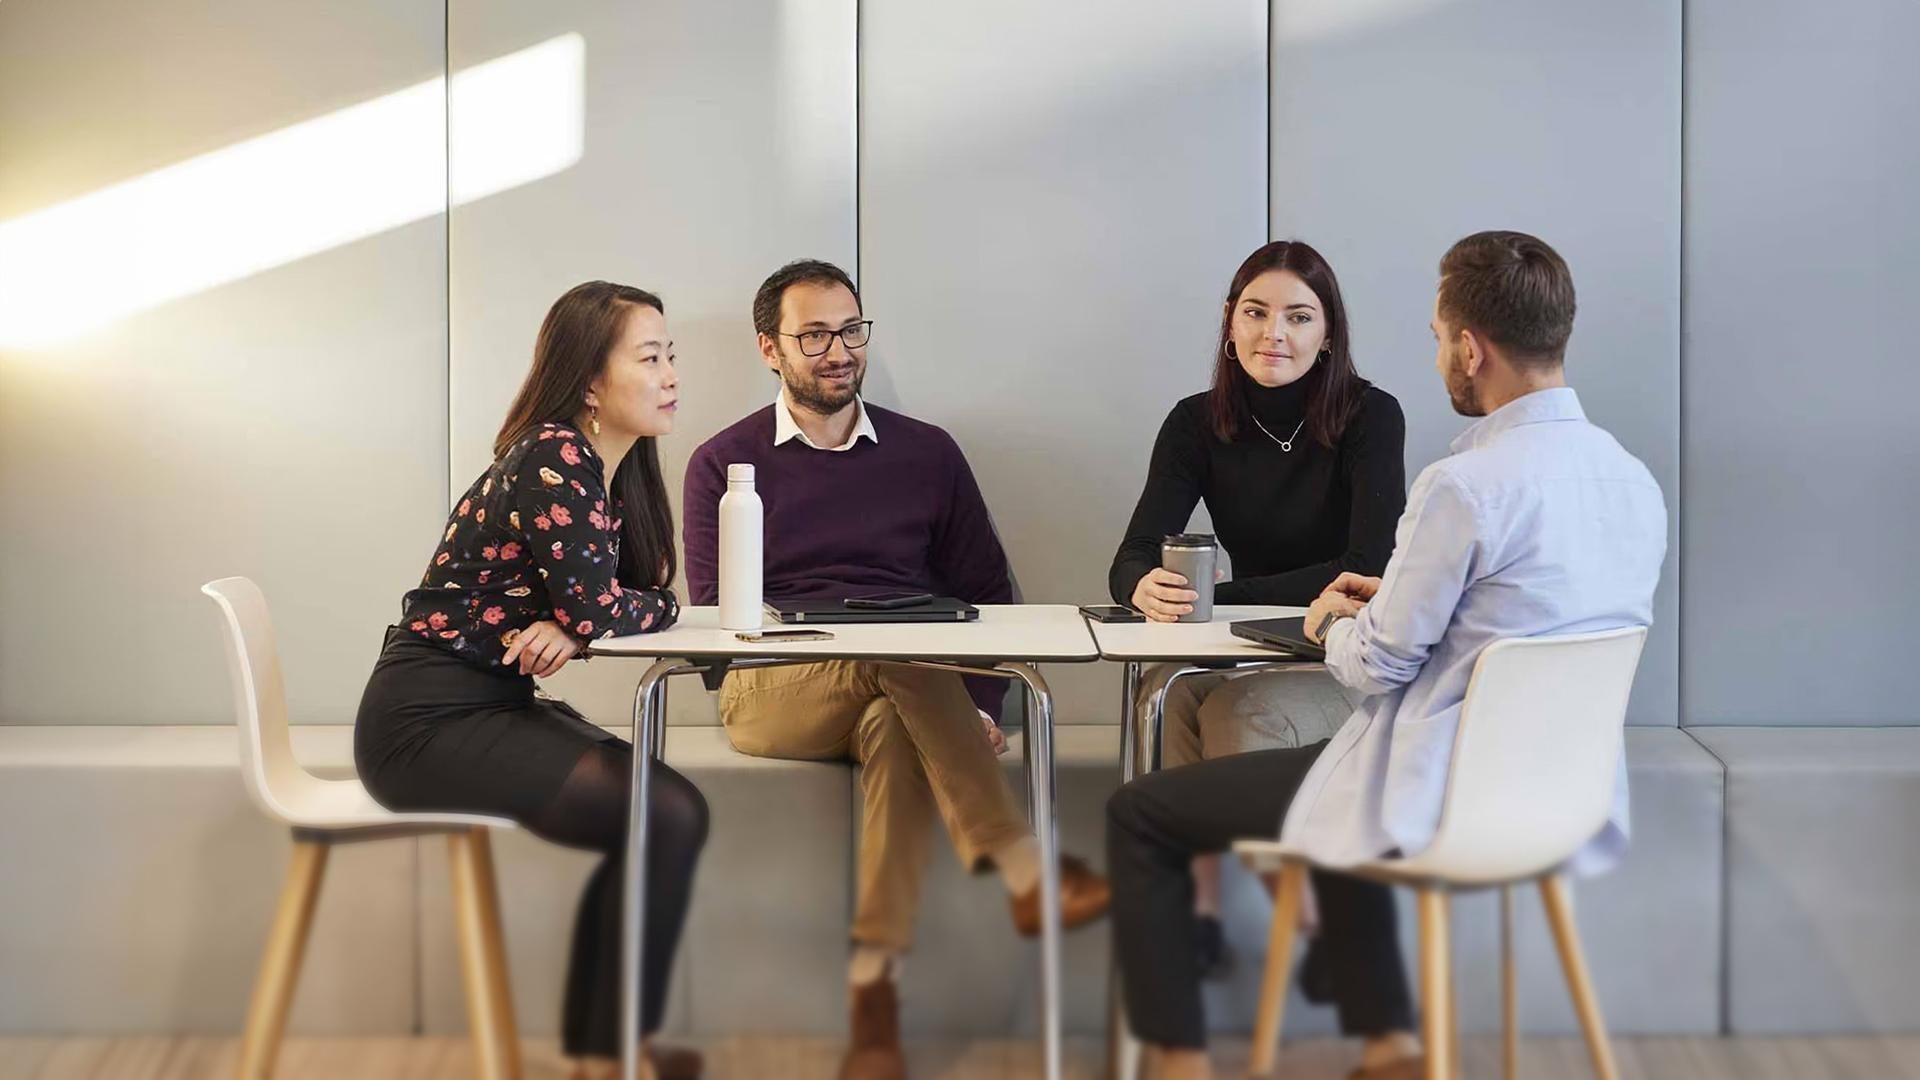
[202,577,523,1080]
[1235,626,1648,1080]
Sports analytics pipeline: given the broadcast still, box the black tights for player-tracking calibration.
[524,742,708,1058]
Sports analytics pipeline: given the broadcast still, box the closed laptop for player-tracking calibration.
[765,597,980,624]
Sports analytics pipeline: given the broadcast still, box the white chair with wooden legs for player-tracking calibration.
[1234,627,1648,1080]
[203,577,523,1080]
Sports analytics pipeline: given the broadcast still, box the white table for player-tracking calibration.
[1083,605,1321,1080]
[589,605,1100,1080]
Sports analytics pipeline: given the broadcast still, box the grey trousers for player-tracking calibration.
[1143,664,1357,768]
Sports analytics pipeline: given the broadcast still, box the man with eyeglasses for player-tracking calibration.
[683,259,1110,1080]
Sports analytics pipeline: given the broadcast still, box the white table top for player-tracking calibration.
[588,604,1100,662]
[1086,605,1321,662]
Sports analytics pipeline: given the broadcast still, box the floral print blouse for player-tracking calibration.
[399,422,679,668]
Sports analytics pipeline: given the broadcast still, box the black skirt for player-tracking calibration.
[354,626,618,819]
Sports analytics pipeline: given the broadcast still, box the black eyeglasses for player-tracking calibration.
[777,320,873,357]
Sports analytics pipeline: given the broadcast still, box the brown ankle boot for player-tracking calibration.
[838,977,907,1080]
[646,1043,704,1080]
[1010,855,1112,936]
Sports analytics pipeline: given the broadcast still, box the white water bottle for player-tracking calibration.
[718,463,764,630]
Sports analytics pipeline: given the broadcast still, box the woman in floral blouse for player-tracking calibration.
[355,281,702,1080]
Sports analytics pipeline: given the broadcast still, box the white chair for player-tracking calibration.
[202,577,523,1080]
[1234,627,1648,1080]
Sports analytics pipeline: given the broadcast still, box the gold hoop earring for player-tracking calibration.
[589,404,601,436]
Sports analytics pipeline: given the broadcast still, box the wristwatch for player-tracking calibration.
[1312,609,1350,644]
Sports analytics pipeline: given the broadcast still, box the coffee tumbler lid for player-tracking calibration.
[727,463,755,483]
[1162,532,1217,549]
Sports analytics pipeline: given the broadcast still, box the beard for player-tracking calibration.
[1442,347,1483,417]
[778,350,865,415]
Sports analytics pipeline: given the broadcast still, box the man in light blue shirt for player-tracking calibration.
[1107,231,1667,1080]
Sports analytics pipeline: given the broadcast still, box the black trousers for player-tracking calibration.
[1106,740,1414,1047]
[356,629,707,1057]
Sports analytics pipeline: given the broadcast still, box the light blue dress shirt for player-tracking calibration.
[1281,387,1668,876]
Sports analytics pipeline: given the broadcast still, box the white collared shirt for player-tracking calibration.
[772,388,878,452]
[1281,388,1668,876]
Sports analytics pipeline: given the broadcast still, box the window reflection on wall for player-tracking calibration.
[0,33,584,349]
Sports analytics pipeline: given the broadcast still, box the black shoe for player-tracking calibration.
[1193,914,1230,979]
[1298,935,1335,1004]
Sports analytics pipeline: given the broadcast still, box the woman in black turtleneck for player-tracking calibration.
[1108,239,1406,975]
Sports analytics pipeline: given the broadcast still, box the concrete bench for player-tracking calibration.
[0,723,1728,1039]
[0,726,417,1034]
[1690,726,1920,1034]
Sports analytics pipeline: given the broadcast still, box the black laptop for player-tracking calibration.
[765,594,980,624]
[1228,615,1326,660]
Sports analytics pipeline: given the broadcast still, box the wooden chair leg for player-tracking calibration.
[450,829,521,1080]
[1250,863,1308,1076]
[1501,884,1518,1080]
[1417,887,1455,1080]
[235,838,329,1080]
[1539,876,1619,1080]
[469,829,522,1077]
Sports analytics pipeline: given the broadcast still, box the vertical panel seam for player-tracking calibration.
[1676,0,1689,730]
[854,0,864,287]
[1265,0,1274,240]
[1676,0,1725,1035]
[1683,728,1733,1035]
[427,0,448,1035]
[444,0,455,515]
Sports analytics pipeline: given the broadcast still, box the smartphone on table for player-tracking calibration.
[1078,604,1146,624]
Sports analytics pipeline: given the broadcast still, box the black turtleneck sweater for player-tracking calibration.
[1108,374,1407,608]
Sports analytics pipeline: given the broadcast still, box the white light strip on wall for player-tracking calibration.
[0,33,585,349]
[450,34,586,206]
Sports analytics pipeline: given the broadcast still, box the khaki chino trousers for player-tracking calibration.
[719,660,1031,951]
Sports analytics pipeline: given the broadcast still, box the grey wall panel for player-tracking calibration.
[447,1,856,725]
[0,0,448,724]
[1268,0,1683,724]
[859,0,1268,720]
[1682,0,1920,725]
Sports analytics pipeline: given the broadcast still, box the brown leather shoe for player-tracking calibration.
[1346,1056,1426,1080]
[646,1043,704,1080]
[838,977,907,1080]
[1010,855,1111,936]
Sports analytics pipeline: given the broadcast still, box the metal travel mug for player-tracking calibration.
[1160,533,1217,623]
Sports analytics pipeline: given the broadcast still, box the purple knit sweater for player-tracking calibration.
[683,402,1015,718]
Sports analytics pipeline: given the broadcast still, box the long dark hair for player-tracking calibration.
[1208,240,1368,450]
[493,281,677,589]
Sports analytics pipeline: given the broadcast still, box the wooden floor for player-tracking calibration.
[3,1035,1918,1079]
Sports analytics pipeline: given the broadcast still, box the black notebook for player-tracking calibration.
[1228,616,1327,660]
[765,598,980,624]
